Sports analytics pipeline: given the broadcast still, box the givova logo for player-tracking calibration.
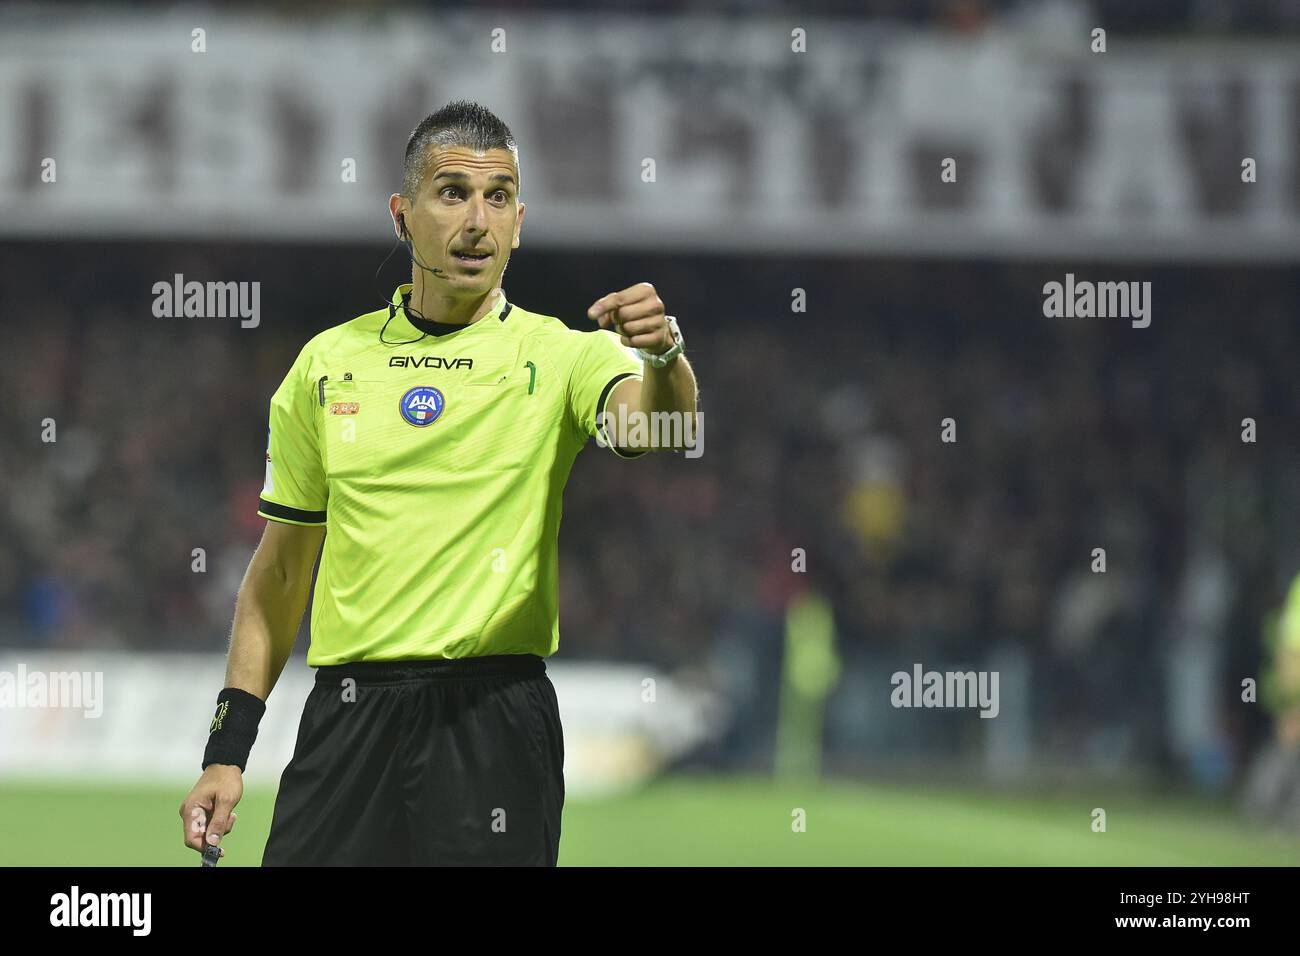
[50,886,151,936]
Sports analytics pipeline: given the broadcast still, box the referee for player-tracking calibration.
[179,101,698,865]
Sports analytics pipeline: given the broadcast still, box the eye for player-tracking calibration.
[491,189,509,203]
[440,185,463,199]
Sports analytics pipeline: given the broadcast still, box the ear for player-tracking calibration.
[512,201,526,249]
[388,193,408,239]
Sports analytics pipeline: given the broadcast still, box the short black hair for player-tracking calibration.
[402,101,520,199]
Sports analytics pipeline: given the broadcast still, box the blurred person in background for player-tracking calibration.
[1241,569,1300,829]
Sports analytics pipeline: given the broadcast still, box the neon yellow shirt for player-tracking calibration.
[258,284,645,664]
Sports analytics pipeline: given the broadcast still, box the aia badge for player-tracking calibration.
[329,402,359,416]
[399,386,445,426]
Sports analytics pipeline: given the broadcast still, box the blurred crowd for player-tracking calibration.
[28,0,1300,34]
[0,243,1295,783]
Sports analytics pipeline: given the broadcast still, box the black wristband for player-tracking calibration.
[202,687,266,772]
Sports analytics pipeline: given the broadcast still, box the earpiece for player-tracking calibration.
[390,211,449,284]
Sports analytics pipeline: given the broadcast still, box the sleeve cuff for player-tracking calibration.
[258,498,327,526]
[595,371,649,459]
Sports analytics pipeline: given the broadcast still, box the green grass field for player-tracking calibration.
[3,775,1298,866]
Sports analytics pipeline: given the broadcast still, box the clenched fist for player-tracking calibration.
[588,282,674,356]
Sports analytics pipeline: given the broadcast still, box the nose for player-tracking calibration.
[462,194,489,234]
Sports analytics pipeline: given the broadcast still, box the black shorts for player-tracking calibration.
[261,654,565,866]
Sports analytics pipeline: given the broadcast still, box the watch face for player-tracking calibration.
[662,317,681,348]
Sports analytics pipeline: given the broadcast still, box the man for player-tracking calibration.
[178,101,698,865]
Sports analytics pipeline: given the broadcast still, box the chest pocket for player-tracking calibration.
[438,342,551,470]
[318,377,387,479]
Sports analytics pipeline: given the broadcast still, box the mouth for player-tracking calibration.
[452,250,492,266]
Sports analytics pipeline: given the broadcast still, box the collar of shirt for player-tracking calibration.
[388,283,510,340]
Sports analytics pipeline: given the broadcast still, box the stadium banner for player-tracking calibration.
[0,9,1296,259]
[0,652,716,795]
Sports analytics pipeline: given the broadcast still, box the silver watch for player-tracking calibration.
[635,315,684,368]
